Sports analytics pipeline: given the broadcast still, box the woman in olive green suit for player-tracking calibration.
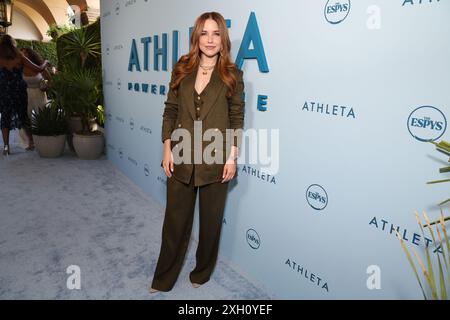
[150,12,245,293]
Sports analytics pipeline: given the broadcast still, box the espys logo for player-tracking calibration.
[106,44,110,56]
[117,78,122,90]
[115,2,120,15]
[130,118,135,130]
[306,184,328,210]
[246,229,260,249]
[107,112,112,121]
[144,164,150,176]
[325,0,351,24]
[118,148,123,159]
[407,106,447,142]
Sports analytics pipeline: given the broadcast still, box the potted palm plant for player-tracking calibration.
[54,21,104,160]
[31,102,68,158]
[397,139,450,300]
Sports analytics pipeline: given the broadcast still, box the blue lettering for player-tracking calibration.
[257,95,268,111]
[172,31,179,67]
[412,233,421,246]
[128,39,141,72]
[236,12,269,72]
[141,37,151,71]
[369,216,378,228]
[153,34,168,71]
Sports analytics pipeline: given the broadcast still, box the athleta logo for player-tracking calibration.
[306,184,328,210]
[324,0,351,24]
[246,229,260,249]
[130,118,135,130]
[144,164,150,176]
[407,106,446,142]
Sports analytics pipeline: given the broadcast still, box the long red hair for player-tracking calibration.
[171,12,238,98]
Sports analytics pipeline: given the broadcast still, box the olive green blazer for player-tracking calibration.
[161,64,245,187]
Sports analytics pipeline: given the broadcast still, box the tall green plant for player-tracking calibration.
[427,140,450,225]
[49,68,100,133]
[57,23,101,71]
[397,213,449,300]
[54,20,103,131]
[398,139,450,299]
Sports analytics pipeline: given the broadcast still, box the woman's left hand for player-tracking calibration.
[222,146,238,183]
[222,161,236,183]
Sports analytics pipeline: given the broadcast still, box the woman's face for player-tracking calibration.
[198,18,222,59]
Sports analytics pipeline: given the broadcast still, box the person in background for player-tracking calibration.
[0,35,48,156]
[18,47,52,150]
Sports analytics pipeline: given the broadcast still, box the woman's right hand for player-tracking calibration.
[162,139,174,178]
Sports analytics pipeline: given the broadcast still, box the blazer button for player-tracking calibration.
[196,107,200,111]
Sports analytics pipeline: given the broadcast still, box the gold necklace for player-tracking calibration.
[199,64,215,75]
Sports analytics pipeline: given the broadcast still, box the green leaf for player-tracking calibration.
[398,233,428,299]
[431,140,450,153]
[427,179,450,185]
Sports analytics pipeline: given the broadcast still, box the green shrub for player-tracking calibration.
[16,39,57,67]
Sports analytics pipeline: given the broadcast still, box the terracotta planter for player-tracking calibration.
[33,135,66,158]
[73,131,104,160]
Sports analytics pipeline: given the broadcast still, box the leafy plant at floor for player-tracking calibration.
[427,140,450,225]
[48,68,101,134]
[398,213,449,300]
[398,139,450,299]
[31,102,68,136]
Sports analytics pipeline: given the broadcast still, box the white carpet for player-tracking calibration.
[0,130,272,300]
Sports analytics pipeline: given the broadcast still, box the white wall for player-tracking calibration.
[100,0,450,299]
[9,10,42,41]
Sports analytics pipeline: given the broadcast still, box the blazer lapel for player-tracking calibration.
[199,64,224,121]
[181,64,225,121]
[181,70,197,121]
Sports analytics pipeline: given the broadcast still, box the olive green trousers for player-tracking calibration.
[151,172,229,291]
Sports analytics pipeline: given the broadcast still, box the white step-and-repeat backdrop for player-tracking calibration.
[100,0,449,299]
